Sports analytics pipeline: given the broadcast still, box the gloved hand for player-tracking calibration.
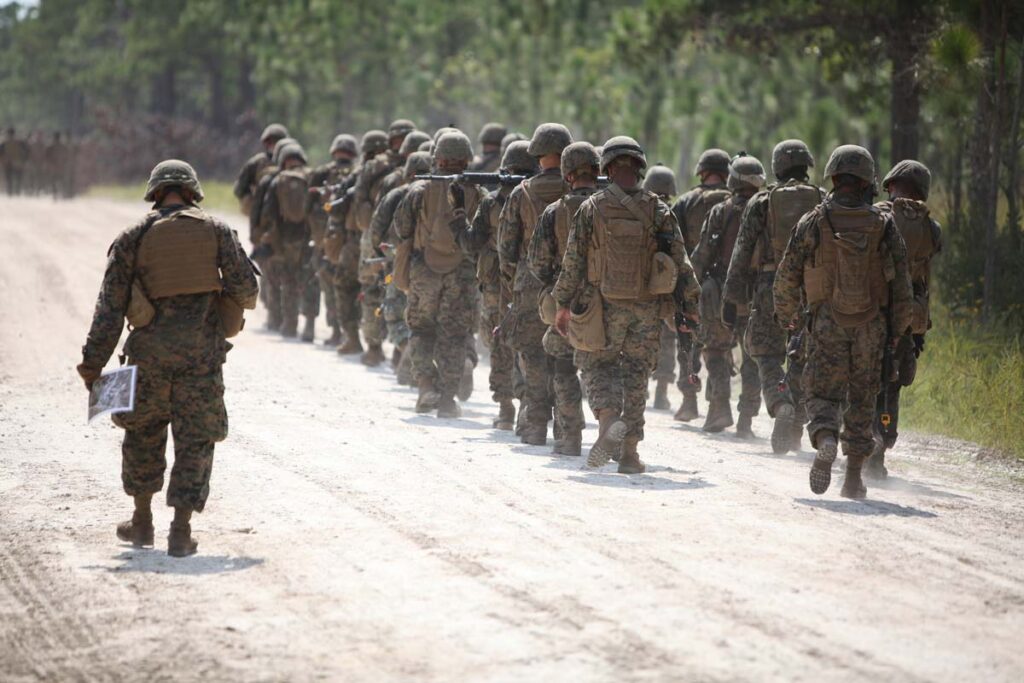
[448,181,465,211]
[721,302,737,328]
[913,333,925,357]
[77,363,101,392]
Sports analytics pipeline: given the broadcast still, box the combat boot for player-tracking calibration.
[587,409,627,468]
[702,398,734,433]
[617,435,646,474]
[167,507,197,558]
[391,346,402,370]
[361,344,386,367]
[735,413,755,439]
[521,422,547,446]
[324,324,343,347]
[771,402,795,454]
[279,318,298,338]
[493,400,515,431]
[336,325,363,354]
[515,401,528,436]
[841,453,868,500]
[396,350,414,386]
[790,421,805,452]
[265,309,282,332]
[560,431,583,457]
[457,359,474,402]
[673,391,699,422]
[116,510,154,547]
[865,441,889,480]
[653,379,671,410]
[415,377,440,413]
[301,316,316,343]
[809,432,838,495]
[436,394,462,419]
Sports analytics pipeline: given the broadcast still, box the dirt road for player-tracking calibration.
[0,195,1022,682]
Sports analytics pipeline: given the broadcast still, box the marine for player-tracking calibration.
[553,136,701,473]
[642,164,680,412]
[233,123,289,216]
[774,144,913,499]
[76,160,258,557]
[469,122,507,173]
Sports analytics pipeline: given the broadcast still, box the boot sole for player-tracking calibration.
[809,441,838,495]
[167,543,198,558]
[587,421,627,468]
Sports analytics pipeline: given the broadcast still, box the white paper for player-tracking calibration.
[88,365,137,423]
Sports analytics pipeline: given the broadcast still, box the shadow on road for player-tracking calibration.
[793,498,938,518]
[85,551,265,575]
[567,473,713,491]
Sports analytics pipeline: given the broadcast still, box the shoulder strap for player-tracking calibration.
[607,184,651,225]
[131,210,167,294]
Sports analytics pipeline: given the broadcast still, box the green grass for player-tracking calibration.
[903,313,1024,460]
[86,180,239,214]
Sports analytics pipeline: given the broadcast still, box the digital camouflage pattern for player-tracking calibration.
[79,205,258,510]
[774,193,913,456]
[263,163,311,335]
[308,159,356,331]
[553,186,699,440]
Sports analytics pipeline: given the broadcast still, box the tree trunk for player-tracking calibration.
[207,55,228,133]
[1003,48,1024,255]
[887,0,927,164]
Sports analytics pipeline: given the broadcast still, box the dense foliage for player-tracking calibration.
[1,0,1022,326]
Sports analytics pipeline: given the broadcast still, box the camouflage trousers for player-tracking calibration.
[804,306,886,458]
[254,253,272,309]
[360,282,386,347]
[331,230,362,334]
[507,285,553,429]
[675,329,700,399]
[575,299,662,440]
[745,280,802,417]
[316,258,339,327]
[543,327,585,436]
[405,259,478,397]
[268,239,306,330]
[383,280,411,347]
[702,317,761,416]
[112,364,227,512]
[481,282,515,403]
[302,260,320,319]
[653,322,676,382]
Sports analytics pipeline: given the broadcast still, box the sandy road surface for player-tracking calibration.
[0,195,1022,682]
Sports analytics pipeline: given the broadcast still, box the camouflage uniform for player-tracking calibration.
[234,123,288,216]
[498,167,569,441]
[774,145,913,499]
[528,186,598,452]
[262,145,311,337]
[0,128,30,196]
[307,154,355,342]
[78,201,258,513]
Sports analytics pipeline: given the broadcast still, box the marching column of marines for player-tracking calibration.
[77,116,939,556]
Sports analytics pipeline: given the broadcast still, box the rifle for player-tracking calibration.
[323,186,355,212]
[879,289,897,441]
[416,172,611,188]
[779,309,810,393]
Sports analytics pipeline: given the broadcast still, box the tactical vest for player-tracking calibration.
[476,192,508,285]
[137,207,221,299]
[765,180,821,266]
[276,168,309,223]
[517,172,568,258]
[683,186,730,250]
[884,197,937,333]
[415,179,481,275]
[804,201,889,326]
[554,193,590,261]
[587,187,659,301]
[709,197,746,278]
[354,156,395,231]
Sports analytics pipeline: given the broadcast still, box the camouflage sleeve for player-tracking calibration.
[883,217,914,335]
[526,203,559,287]
[370,187,404,252]
[80,223,145,370]
[306,165,329,213]
[773,210,816,326]
[233,155,258,199]
[497,186,525,281]
[461,193,493,255]
[690,201,724,282]
[394,183,424,242]
[656,200,700,317]
[552,200,594,308]
[249,174,273,243]
[723,192,767,305]
[216,221,260,309]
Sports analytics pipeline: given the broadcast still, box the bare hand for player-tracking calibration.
[554,307,571,337]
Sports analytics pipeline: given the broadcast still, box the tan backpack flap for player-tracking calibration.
[275,169,310,223]
[137,208,222,299]
[538,286,557,325]
[126,280,156,329]
[648,251,678,296]
[891,197,935,283]
[417,180,464,275]
[685,188,730,247]
[393,238,413,292]
[568,289,607,352]
[217,294,245,337]
[819,203,887,326]
[767,181,821,262]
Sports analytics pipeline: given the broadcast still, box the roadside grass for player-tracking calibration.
[903,313,1024,460]
[86,180,238,214]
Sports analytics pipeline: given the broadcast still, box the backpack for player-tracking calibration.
[766,180,821,263]
[275,169,309,223]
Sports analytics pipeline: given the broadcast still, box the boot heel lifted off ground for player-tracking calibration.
[809,434,838,495]
[587,419,627,468]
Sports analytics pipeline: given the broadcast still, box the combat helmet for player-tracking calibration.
[434,131,474,163]
[771,139,815,179]
[479,122,508,147]
[361,130,388,156]
[600,135,647,174]
[399,131,431,157]
[433,126,459,143]
[260,123,289,143]
[272,137,298,165]
[693,148,730,176]
[643,164,678,197]
[500,132,526,156]
[560,142,600,179]
[502,141,540,175]
[824,144,875,185]
[405,151,433,178]
[727,153,767,192]
[387,119,417,140]
[528,123,573,157]
[882,159,931,200]
[278,142,308,166]
[329,134,358,157]
[418,141,434,153]
[144,159,204,202]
